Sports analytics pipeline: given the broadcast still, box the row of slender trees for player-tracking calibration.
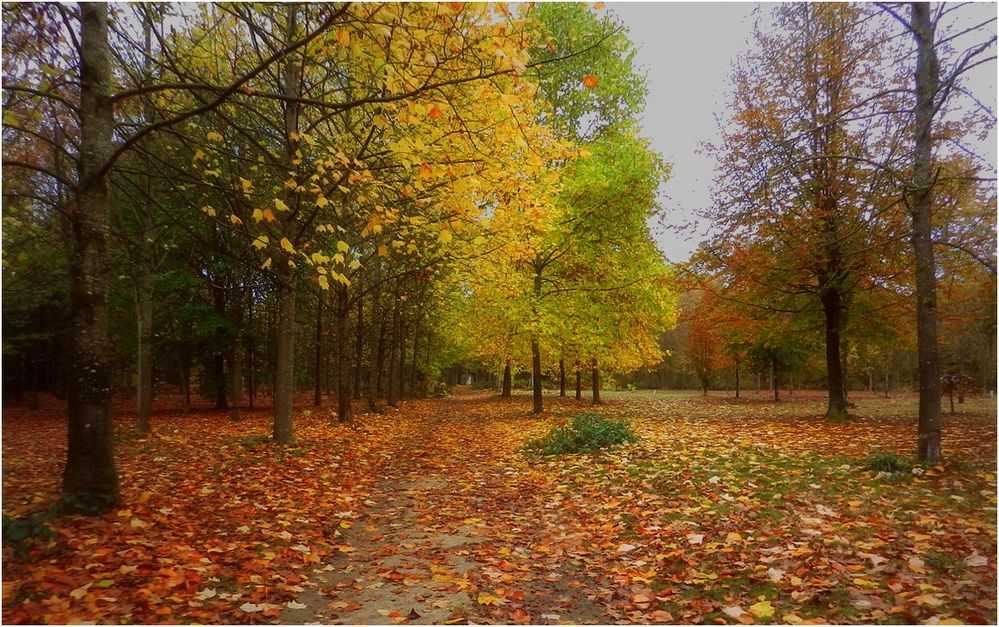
[2,3,677,512]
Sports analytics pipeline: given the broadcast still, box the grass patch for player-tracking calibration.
[864,452,911,473]
[522,412,637,455]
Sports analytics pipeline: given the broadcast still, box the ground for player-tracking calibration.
[2,388,996,624]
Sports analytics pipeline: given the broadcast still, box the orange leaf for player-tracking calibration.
[582,74,598,89]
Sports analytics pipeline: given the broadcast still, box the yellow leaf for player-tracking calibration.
[201,205,216,217]
[280,237,295,253]
[316,195,328,208]
[337,240,349,253]
[852,577,880,589]
[240,178,254,193]
[261,257,272,270]
[337,28,349,47]
[229,214,243,225]
[252,209,265,223]
[317,275,329,290]
[476,595,503,606]
[349,259,361,270]
[206,131,223,142]
[192,149,205,163]
[252,235,269,250]
[749,600,774,619]
[438,229,453,244]
[274,198,289,212]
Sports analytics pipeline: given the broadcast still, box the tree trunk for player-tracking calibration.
[397,313,407,402]
[591,362,601,404]
[62,3,121,512]
[531,336,543,414]
[911,2,943,463]
[575,366,582,400]
[135,263,153,434]
[247,298,255,408]
[229,339,242,422]
[314,295,323,407]
[387,287,400,406]
[821,288,849,418]
[501,360,512,398]
[213,352,227,410]
[735,361,741,399]
[178,354,191,413]
[336,284,352,422]
[353,291,364,399]
[272,276,296,443]
[772,358,780,402]
[272,5,302,443]
[559,358,566,397]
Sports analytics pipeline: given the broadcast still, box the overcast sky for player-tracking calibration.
[606,2,997,263]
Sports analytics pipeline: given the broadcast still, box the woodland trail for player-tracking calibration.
[282,390,606,624]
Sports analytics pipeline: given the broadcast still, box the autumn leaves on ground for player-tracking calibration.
[3,390,996,625]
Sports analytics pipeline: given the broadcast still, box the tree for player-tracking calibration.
[876,2,995,461]
[701,3,914,419]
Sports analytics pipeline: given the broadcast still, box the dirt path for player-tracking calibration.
[281,392,605,625]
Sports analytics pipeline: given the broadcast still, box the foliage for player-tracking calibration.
[522,412,637,455]
[1,512,54,559]
[2,392,996,624]
[863,452,912,474]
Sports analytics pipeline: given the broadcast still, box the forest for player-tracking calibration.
[2,2,996,625]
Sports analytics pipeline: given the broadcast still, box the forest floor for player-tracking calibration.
[2,389,996,624]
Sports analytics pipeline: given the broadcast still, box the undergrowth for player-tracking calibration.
[523,412,637,455]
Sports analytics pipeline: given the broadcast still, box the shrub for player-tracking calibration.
[523,412,637,455]
[864,452,911,473]
[2,512,54,558]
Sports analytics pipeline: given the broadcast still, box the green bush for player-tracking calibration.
[523,412,637,455]
[2,512,54,558]
[864,452,911,473]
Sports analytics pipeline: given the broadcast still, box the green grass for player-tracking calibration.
[522,412,637,456]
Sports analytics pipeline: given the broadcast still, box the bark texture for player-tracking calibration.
[62,3,121,512]
[911,2,943,462]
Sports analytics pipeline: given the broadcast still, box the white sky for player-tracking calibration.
[607,2,997,263]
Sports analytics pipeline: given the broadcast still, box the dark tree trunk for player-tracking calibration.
[213,352,227,410]
[136,264,153,433]
[559,358,566,397]
[772,358,780,402]
[734,360,741,399]
[314,295,323,407]
[229,338,242,422]
[501,361,512,397]
[178,354,191,413]
[336,284,353,422]
[821,288,849,418]
[575,366,582,400]
[591,362,601,404]
[272,5,301,444]
[62,3,121,512]
[387,286,400,406]
[273,276,296,443]
[353,291,364,399]
[911,2,943,463]
[398,313,407,402]
[247,298,255,408]
[531,336,543,414]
